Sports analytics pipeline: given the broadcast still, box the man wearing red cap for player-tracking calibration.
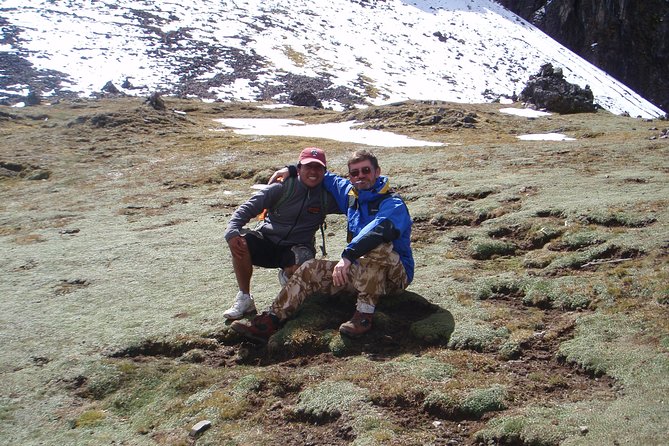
[222,147,338,320]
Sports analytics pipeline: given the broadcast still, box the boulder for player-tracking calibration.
[520,63,596,114]
[146,92,166,111]
[289,90,323,108]
[101,81,120,94]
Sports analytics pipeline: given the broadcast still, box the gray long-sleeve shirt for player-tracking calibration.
[224,179,339,248]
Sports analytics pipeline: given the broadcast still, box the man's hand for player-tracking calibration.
[227,235,248,259]
[332,258,352,287]
[268,167,290,184]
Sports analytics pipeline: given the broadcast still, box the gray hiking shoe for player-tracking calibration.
[223,291,257,320]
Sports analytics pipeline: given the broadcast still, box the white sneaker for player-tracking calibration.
[223,291,257,320]
[278,269,289,287]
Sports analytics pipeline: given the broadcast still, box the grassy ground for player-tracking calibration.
[0,97,667,445]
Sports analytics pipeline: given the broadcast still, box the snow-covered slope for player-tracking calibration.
[0,0,665,117]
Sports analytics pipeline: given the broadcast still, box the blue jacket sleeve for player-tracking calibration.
[322,171,352,213]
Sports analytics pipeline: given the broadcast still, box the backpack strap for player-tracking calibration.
[319,187,328,256]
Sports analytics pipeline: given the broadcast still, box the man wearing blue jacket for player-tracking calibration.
[232,149,414,340]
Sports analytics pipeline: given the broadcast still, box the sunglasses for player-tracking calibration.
[348,166,372,177]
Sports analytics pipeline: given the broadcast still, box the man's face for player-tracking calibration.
[298,162,326,188]
[348,160,380,191]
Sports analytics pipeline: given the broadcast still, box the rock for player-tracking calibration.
[25,90,42,106]
[289,90,323,108]
[189,420,211,437]
[27,170,50,181]
[146,92,166,111]
[101,81,120,94]
[520,63,596,114]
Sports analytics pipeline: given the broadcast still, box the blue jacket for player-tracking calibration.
[322,172,414,284]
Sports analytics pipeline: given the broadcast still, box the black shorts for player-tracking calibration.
[244,232,315,269]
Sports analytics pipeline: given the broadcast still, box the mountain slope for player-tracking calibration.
[0,0,665,117]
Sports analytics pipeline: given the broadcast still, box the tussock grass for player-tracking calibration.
[292,380,371,423]
[424,385,507,419]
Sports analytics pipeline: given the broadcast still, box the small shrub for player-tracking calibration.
[498,339,522,360]
[233,374,262,396]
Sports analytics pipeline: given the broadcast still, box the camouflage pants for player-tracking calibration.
[270,243,408,320]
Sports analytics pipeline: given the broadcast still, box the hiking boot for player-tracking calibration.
[231,312,280,343]
[339,311,373,338]
[223,291,257,320]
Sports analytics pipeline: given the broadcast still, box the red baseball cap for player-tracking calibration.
[298,147,326,167]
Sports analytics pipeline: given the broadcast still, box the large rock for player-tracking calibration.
[520,63,596,114]
[289,90,323,108]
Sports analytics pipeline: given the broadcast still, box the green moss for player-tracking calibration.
[448,323,509,352]
[546,242,641,272]
[410,311,455,345]
[475,411,570,446]
[558,229,608,250]
[524,277,592,310]
[474,274,528,300]
[383,354,456,382]
[73,409,106,428]
[461,385,507,418]
[424,386,507,419]
[328,332,350,357]
[581,210,656,227]
[423,390,458,418]
[232,374,262,397]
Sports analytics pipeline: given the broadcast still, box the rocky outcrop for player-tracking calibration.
[497,0,669,113]
[289,90,324,108]
[520,63,596,114]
